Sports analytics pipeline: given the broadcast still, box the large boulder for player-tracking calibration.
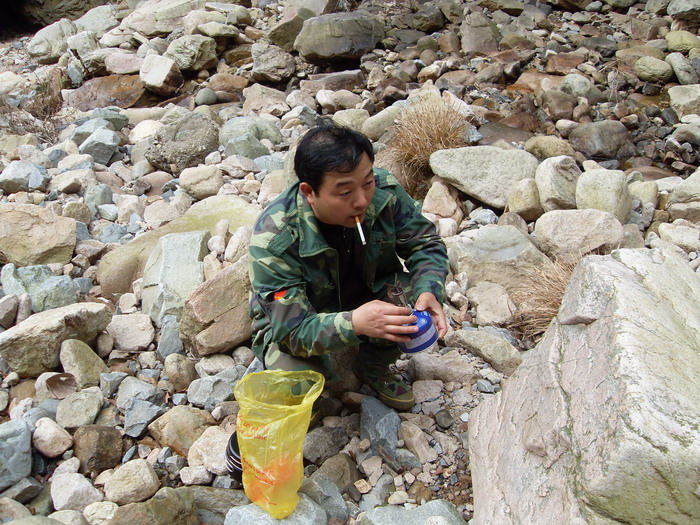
[469,248,700,524]
[294,12,384,64]
[430,147,539,209]
[97,195,260,299]
[0,204,77,266]
[446,225,550,298]
[0,303,111,378]
[180,255,251,357]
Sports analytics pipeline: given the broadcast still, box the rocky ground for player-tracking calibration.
[0,0,699,524]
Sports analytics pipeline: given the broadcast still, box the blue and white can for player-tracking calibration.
[398,310,438,353]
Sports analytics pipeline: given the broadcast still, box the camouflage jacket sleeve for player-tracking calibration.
[387,174,448,304]
[248,209,362,360]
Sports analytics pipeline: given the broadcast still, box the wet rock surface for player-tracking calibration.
[0,0,699,524]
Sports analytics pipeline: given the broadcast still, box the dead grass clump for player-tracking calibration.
[506,257,579,343]
[0,69,64,144]
[380,97,472,199]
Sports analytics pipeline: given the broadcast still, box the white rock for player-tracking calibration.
[466,282,516,326]
[469,247,700,524]
[51,473,103,512]
[658,221,700,253]
[82,500,118,524]
[48,509,90,525]
[32,417,73,458]
[187,426,231,476]
[103,459,159,505]
[179,465,213,485]
[106,313,155,352]
[534,209,624,260]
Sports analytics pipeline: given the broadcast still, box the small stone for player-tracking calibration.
[354,479,372,494]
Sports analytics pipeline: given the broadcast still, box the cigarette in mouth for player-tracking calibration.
[355,216,366,245]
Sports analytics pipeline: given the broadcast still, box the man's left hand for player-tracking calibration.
[414,292,448,338]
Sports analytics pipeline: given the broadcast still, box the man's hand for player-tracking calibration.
[414,292,448,338]
[351,300,418,342]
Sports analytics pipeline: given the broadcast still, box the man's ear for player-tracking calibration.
[299,182,315,206]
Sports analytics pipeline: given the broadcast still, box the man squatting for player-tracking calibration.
[248,120,449,411]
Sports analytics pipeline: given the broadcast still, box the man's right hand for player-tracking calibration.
[351,300,419,342]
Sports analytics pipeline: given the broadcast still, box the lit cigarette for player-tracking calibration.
[355,216,366,245]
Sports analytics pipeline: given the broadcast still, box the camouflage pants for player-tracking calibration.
[263,273,410,385]
[263,341,401,386]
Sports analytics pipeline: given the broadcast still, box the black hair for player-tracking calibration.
[294,119,374,193]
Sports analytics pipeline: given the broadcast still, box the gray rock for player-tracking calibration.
[78,128,120,166]
[219,116,283,148]
[569,121,636,160]
[124,398,165,438]
[360,499,467,524]
[224,493,326,525]
[303,426,348,466]
[186,375,237,411]
[445,330,522,375]
[141,230,208,325]
[535,155,581,212]
[301,473,348,521]
[115,376,163,411]
[99,371,128,398]
[0,476,43,504]
[314,453,361,494]
[158,316,185,358]
[559,73,606,104]
[145,113,220,175]
[84,183,113,207]
[1,264,80,313]
[666,53,699,85]
[667,0,700,19]
[98,223,128,243]
[360,397,400,457]
[195,87,217,106]
[0,294,19,329]
[460,12,500,55]
[55,386,103,430]
[70,118,114,147]
[91,107,129,131]
[358,473,393,512]
[0,161,49,194]
[50,472,103,512]
[0,420,32,492]
[224,133,270,160]
[294,12,384,64]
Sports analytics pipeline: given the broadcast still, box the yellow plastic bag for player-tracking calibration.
[234,369,324,519]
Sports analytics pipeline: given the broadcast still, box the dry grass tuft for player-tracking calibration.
[379,97,472,199]
[0,69,64,144]
[506,257,579,343]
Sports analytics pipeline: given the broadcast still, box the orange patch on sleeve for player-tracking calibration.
[273,290,288,301]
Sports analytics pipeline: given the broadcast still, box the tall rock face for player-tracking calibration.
[21,0,111,26]
[469,248,700,525]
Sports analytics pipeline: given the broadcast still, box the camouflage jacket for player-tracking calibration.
[248,168,448,360]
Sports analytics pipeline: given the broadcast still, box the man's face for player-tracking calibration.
[300,152,375,228]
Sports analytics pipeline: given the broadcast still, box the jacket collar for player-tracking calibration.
[296,172,393,257]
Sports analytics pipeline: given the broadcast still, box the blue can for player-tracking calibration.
[398,310,438,353]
